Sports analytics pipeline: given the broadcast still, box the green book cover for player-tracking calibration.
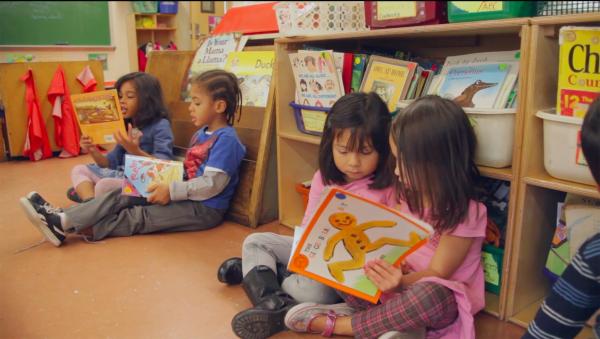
[351,54,368,93]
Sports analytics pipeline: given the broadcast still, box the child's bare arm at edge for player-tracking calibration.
[365,234,474,293]
[402,234,473,286]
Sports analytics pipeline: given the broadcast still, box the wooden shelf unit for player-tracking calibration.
[128,13,178,72]
[504,13,600,336]
[275,19,531,319]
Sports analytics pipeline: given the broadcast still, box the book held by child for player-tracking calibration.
[71,89,126,144]
[288,188,432,303]
[122,155,184,198]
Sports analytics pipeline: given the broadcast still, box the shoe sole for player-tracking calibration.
[231,308,287,339]
[284,302,355,332]
[19,197,62,247]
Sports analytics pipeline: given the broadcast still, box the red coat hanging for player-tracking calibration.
[48,65,80,158]
[21,69,52,161]
[76,65,97,92]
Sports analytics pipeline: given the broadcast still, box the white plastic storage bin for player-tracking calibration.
[536,110,595,185]
[397,101,515,168]
[467,108,516,168]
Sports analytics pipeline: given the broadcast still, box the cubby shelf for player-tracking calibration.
[275,18,531,320]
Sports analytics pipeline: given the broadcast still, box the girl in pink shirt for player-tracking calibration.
[286,95,487,339]
[217,92,397,338]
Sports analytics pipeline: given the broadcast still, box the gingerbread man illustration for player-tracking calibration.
[324,212,422,283]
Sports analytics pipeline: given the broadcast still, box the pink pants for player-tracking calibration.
[71,164,124,197]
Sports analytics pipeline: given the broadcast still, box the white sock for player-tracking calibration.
[58,213,72,230]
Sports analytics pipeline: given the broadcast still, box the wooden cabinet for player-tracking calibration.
[128,13,178,72]
[274,18,532,319]
[505,13,600,337]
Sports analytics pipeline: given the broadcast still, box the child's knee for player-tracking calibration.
[242,232,278,250]
[94,178,123,197]
[71,164,93,186]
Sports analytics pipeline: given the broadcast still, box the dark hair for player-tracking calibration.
[115,72,169,129]
[318,92,393,189]
[391,95,480,233]
[192,69,242,125]
[582,97,600,185]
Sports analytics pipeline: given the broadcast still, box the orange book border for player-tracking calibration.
[288,187,431,304]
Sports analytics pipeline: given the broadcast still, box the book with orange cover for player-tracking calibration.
[71,89,126,144]
[288,188,432,303]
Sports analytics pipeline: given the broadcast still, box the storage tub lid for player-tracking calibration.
[536,110,583,126]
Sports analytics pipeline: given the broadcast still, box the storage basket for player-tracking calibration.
[536,110,595,185]
[447,1,535,22]
[158,1,178,14]
[482,244,504,295]
[295,183,311,210]
[274,2,368,36]
[536,1,600,16]
[290,102,330,136]
[132,1,158,13]
[364,1,447,29]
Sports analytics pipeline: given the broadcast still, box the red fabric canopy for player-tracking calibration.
[212,2,279,35]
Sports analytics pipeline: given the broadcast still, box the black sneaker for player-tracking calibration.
[26,191,63,213]
[19,197,65,247]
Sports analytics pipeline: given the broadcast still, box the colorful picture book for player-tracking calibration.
[288,188,432,303]
[224,51,275,107]
[180,33,247,102]
[289,50,344,108]
[122,155,184,198]
[359,55,417,112]
[557,26,600,117]
[437,62,511,109]
[71,90,126,144]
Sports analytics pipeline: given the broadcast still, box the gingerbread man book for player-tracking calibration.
[288,188,432,303]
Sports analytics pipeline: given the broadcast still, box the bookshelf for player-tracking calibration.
[505,13,600,337]
[128,13,178,72]
[275,18,531,319]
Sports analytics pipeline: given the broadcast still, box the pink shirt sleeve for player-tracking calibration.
[448,201,487,238]
[300,171,325,228]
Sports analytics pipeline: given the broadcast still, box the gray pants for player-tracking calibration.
[65,188,225,241]
[242,232,341,304]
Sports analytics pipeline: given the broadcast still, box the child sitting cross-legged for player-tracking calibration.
[19,70,246,246]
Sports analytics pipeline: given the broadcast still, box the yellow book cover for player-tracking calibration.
[359,55,417,112]
[71,90,126,144]
[224,51,275,107]
[557,26,600,117]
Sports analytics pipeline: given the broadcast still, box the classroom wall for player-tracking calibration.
[0,1,192,82]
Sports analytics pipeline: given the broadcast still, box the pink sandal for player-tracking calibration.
[285,302,355,337]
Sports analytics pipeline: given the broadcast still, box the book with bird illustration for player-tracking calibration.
[122,155,184,198]
[437,62,511,109]
[288,188,432,303]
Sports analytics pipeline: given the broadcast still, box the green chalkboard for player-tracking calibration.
[0,1,111,46]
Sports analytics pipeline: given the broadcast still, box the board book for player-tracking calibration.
[71,89,126,144]
[122,155,184,198]
[288,188,432,303]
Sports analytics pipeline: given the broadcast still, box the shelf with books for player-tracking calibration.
[505,13,600,332]
[275,20,532,320]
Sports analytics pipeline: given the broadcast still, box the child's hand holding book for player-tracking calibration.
[147,182,171,205]
[364,259,404,294]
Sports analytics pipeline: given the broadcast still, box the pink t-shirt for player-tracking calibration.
[399,200,487,339]
[300,170,397,228]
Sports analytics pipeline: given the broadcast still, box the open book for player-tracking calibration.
[122,155,184,198]
[288,188,432,303]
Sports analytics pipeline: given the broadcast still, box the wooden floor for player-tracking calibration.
[0,155,526,338]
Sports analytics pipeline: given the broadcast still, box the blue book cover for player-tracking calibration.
[122,155,184,198]
[438,63,510,109]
